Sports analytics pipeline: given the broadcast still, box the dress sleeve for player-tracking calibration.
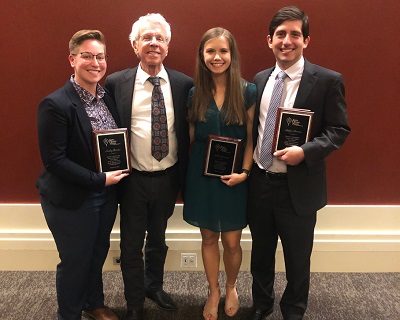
[243,82,257,110]
[187,86,195,109]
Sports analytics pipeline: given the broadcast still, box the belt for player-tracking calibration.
[132,163,178,177]
[257,166,287,180]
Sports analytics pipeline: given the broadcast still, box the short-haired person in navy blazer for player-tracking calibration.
[36,30,128,320]
[105,13,193,320]
[247,7,350,320]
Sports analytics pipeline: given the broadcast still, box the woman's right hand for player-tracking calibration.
[105,170,129,186]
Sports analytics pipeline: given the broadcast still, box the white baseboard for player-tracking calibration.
[0,204,399,272]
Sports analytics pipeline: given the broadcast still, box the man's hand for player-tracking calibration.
[274,146,305,166]
[105,170,129,186]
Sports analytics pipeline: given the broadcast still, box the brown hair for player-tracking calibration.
[269,6,309,40]
[68,30,106,53]
[189,27,246,125]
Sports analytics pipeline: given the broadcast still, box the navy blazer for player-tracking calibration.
[105,67,193,199]
[253,60,351,215]
[36,80,121,208]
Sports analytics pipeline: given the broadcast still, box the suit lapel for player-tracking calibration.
[253,68,274,144]
[65,81,93,153]
[165,68,181,134]
[103,94,121,126]
[256,68,273,109]
[293,60,317,109]
[119,68,137,129]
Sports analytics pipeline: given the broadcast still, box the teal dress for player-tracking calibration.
[183,82,257,232]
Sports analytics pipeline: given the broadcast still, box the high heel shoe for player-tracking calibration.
[224,281,239,317]
[203,285,220,320]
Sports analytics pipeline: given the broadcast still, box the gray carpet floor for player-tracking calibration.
[0,271,399,320]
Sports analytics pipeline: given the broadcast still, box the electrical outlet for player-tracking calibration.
[181,253,197,268]
[113,257,121,265]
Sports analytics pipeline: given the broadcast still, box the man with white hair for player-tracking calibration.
[106,13,193,320]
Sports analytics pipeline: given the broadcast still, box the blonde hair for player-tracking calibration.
[69,30,106,53]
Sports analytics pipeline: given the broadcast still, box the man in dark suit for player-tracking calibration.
[247,6,350,320]
[37,30,128,320]
[105,13,193,320]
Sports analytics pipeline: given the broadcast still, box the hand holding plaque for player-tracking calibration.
[204,135,241,177]
[272,107,314,152]
[93,128,131,173]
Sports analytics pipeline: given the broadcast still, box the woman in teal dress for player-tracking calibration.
[183,27,256,320]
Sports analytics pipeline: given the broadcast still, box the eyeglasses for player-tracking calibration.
[139,33,166,43]
[71,52,108,62]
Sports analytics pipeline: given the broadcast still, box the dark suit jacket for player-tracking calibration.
[253,59,350,216]
[105,67,193,198]
[36,80,121,208]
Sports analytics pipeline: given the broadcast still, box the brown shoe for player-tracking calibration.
[83,306,119,320]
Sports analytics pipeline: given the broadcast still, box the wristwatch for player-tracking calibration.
[241,168,250,179]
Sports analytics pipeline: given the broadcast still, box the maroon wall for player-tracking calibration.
[1,0,399,204]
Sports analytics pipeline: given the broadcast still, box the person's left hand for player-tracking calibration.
[274,146,305,166]
[105,170,129,186]
[220,172,247,187]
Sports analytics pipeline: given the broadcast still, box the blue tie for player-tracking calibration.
[259,71,288,169]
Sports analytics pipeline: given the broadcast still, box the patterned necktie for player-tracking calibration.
[259,71,288,169]
[148,76,169,161]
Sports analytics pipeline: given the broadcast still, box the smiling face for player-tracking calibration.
[203,35,231,76]
[133,22,169,75]
[268,19,310,70]
[68,39,106,93]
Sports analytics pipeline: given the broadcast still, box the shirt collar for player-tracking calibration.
[137,64,168,85]
[70,75,105,101]
[273,56,304,80]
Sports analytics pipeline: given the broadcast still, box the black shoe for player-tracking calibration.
[282,313,304,320]
[247,306,274,320]
[145,289,177,311]
[125,309,144,320]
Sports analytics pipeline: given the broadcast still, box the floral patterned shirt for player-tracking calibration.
[70,75,117,130]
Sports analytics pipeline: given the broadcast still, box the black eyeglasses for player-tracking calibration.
[71,52,108,62]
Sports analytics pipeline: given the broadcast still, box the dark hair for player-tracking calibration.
[269,6,309,40]
[68,30,106,53]
[189,27,246,125]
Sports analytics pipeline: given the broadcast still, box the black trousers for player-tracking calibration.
[41,187,117,320]
[119,165,179,310]
[247,167,316,320]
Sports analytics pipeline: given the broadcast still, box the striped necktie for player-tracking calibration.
[259,71,288,169]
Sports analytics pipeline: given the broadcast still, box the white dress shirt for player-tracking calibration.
[130,64,178,171]
[254,57,305,172]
